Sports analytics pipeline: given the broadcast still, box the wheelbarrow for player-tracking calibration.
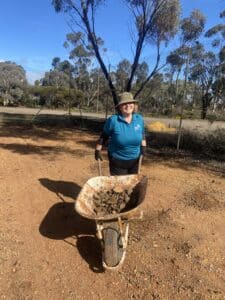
[75,156,148,270]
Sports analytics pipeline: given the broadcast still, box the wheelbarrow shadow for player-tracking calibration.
[39,178,104,273]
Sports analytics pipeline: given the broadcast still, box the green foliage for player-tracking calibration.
[148,128,225,160]
[41,70,70,87]
[205,24,225,38]
[0,61,27,105]
[180,9,206,42]
[27,86,84,109]
[0,61,27,92]
[220,10,225,18]
[166,52,184,68]
[219,46,225,62]
[181,128,225,159]
[149,0,181,43]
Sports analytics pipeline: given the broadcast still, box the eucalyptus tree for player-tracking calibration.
[81,67,108,110]
[212,54,225,110]
[140,73,165,113]
[114,59,151,108]
[115,59,132,92]
[64,31,108,111]
[52,57,61,70]
[0,61,27,105]
[64,32,96,88]
[51,57,75,83]
[131,0,181,98]
[212,77,225,111]
[174,10,206,149]
[189,48,218,118]
[166,50,184,85]
[205,10,225,77]
[42,69,70,87]
[166,10,206,117]
[134,62,149,87]
[205,10,225,51]
[40,58,76,112]
[52,0,180,106]
[42,57,76,88]
[166,48,185,109]
[204,10,225,112]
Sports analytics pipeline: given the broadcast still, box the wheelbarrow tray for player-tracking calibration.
[75,174,148,221]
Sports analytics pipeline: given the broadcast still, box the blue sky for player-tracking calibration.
[0,0,224,84]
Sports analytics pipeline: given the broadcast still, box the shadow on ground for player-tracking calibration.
[39,179,103,272]
[0,142,92,157]
[0,113,104,139]
[39,178,81,200]
[0,143,63,156]
[145,148,225,177]
[76,139,98,148]
[39,202,103,273]
[0,121,68,141]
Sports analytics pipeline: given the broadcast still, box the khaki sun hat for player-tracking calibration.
[116,92,138,107]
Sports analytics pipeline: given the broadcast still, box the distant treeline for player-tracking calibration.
[0,3,225,121]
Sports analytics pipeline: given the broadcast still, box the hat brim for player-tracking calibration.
[115,99,138,108]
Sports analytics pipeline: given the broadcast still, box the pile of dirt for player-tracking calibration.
[183,187,224,211]
[147,121,176,133]
[93,186,133,215]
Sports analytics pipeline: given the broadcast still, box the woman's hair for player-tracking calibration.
[116,103,138,114]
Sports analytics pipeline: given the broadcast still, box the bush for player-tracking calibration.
[181,128,225,159]
[146,128,225,161]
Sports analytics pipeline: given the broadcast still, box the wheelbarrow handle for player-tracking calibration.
[98,159,102,176]
[138,155,143,174]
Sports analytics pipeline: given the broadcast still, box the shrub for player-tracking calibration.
[181,128,225,159]
[146,127,225,160]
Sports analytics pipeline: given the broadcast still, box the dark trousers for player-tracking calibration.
[108,154,139,175]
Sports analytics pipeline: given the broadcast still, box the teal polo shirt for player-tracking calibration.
[103,113,145,160]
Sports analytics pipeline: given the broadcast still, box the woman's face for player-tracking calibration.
[119,102,135,115]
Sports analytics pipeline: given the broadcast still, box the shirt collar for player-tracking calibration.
[118,113,137,123]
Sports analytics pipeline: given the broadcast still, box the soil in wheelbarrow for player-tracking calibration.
[92,186,135,215]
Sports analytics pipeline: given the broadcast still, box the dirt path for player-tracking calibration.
[0,125,225,299]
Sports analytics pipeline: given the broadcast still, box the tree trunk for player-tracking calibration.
[201,93,213,119]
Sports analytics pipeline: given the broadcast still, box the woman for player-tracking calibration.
[95,92,146,175]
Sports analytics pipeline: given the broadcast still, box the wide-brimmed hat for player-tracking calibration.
[116,92,138,107]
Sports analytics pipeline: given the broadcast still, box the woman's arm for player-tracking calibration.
[95,131,109,160]
[95,131,109,150]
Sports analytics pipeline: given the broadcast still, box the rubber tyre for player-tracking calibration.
[103,223,123,267]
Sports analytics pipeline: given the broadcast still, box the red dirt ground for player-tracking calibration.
[0,125,225,299]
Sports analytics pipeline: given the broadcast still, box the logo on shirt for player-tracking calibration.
[134,124,141,131]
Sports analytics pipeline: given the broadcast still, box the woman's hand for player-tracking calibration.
[95,149,103,161]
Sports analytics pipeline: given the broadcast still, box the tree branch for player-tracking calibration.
[81,3,118,105]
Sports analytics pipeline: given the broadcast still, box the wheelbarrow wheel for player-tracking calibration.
[103,223,123,268]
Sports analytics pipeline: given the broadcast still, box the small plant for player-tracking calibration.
[206,114,217,124]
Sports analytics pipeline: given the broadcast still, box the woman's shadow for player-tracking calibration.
[39,178,103,272]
